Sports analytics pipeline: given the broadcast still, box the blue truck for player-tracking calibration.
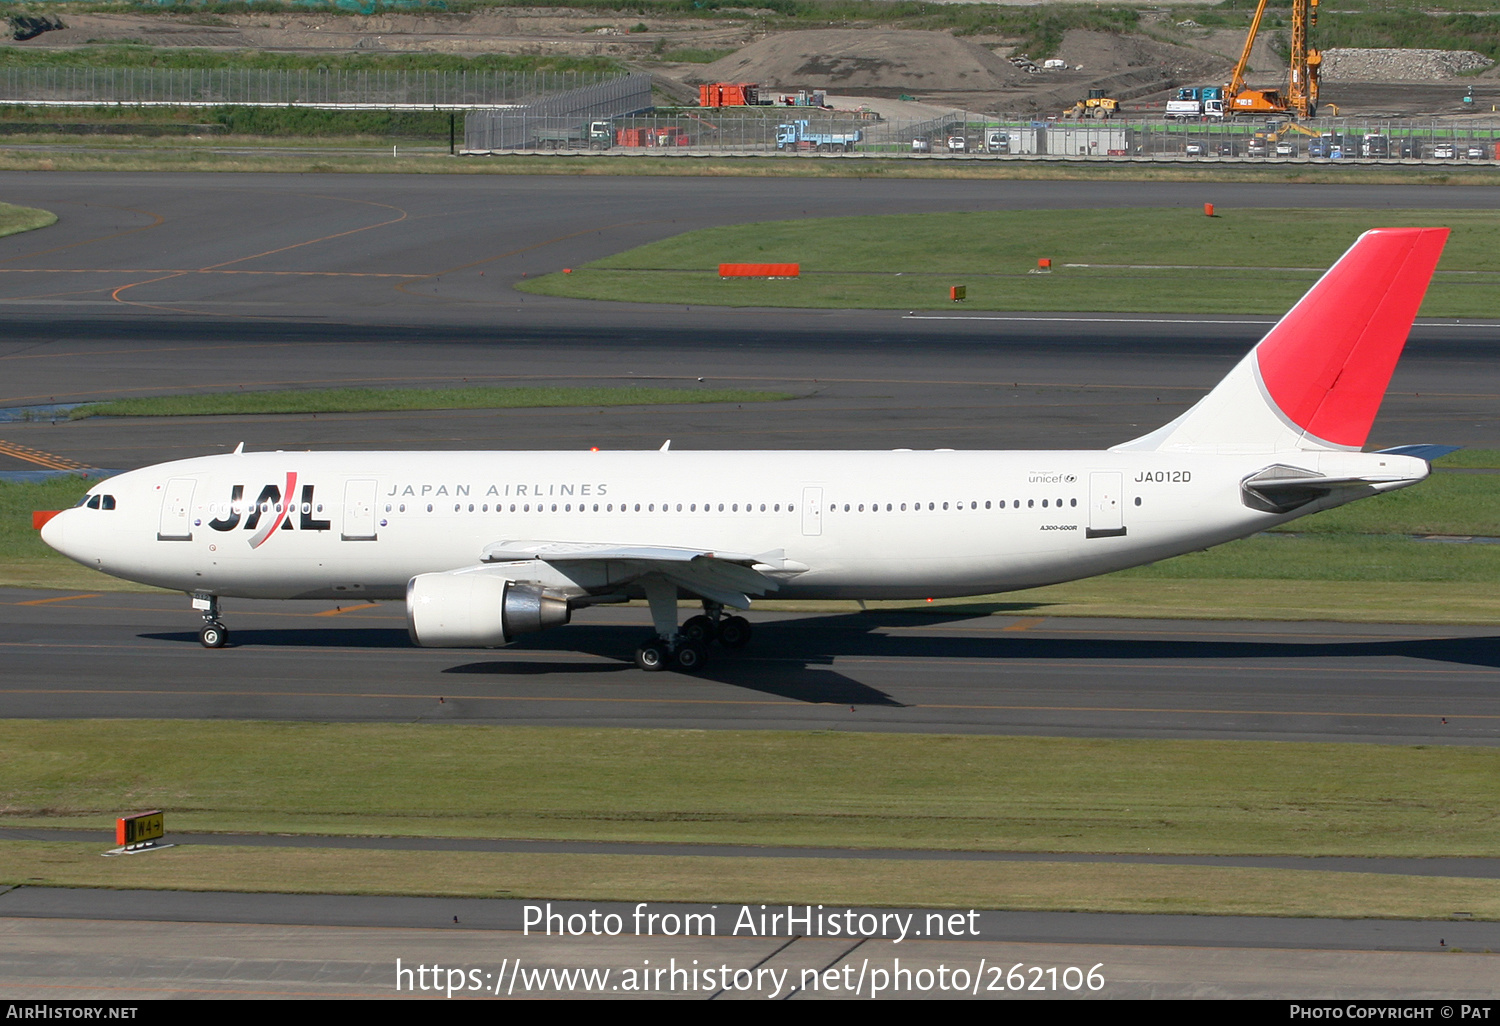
[775,120,862,152]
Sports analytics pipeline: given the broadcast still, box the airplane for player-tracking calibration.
[39,227,1453,672]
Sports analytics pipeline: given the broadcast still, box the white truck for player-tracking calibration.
[1166,87,1225,120]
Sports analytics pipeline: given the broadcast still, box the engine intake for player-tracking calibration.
[406,572,570,648]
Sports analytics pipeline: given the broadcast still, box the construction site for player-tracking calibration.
[4,2,1498,163]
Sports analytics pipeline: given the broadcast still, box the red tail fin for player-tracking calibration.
[1255,227,1449,449]
[1115,228,1449,455]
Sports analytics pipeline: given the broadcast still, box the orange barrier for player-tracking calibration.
[718,263,800,278]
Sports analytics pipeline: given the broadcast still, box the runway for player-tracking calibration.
[4,589,1497,744]
[3,889,1498,1000]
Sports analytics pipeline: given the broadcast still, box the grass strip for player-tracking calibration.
[4,842,1498,919]
[827,578,1500,625]
[68,386,794,419]
[2,146,1499,184]
[519,208,1500,315]
[4,723,1497,857]
[0,202,56,238]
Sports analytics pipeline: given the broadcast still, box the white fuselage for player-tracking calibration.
[44,447,1427,602]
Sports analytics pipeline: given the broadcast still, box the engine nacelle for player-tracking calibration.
[405,572,571,648]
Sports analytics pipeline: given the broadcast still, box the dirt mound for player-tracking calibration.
[1053,29,1228,80]
[693,29,1032,91]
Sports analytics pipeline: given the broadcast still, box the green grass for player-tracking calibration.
[0,202,56,238]
[1434,448,1500,470]
[653,47,738,63]
[518,208,1500,316]
[0,44,621,75]
[3,144,1498,183]
[1121,533,1500,582]
[8,841,1500,917]
[1269,467,1500,536]
[5,722,1498,857]
[70,385,796,419]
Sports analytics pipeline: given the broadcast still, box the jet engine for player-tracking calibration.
[406,571,571,647]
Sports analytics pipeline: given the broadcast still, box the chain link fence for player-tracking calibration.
[462,73,653,151]
[462,110,1500,162]
[0,66,617,109]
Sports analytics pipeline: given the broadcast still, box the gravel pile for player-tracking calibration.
[1322,48,1494,81]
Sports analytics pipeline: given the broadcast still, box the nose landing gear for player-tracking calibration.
[192,592,228,648]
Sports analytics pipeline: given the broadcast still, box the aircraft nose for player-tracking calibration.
[40,507,76,560]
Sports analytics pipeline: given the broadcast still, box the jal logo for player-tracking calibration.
[208,473,331,548]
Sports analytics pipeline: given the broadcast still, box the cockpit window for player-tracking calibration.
[86,495,100,509]
[101,495,116,510]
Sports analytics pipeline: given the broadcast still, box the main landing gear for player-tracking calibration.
[632,581,753,673]
[192,592,228,648]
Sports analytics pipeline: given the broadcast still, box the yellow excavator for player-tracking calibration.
[1226,0,1321,118]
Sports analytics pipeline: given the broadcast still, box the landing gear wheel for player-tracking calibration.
[673,641,708,672]
[681,615,717,644]
[634,641,669,671]
[199,622,228,649]
[717,616,752,650]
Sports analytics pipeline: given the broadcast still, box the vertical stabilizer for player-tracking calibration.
[1113,227,1449,454]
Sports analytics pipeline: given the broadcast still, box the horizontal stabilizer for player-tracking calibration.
[1375,444,1462,463]
[1241,462,1422,514]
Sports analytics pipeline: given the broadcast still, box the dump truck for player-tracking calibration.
[775,120,861,152]
[531,120,613,150]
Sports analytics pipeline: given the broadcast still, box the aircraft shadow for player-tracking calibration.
[143,628,414,648]
[444,623,906,707]
[141,613,1500,710]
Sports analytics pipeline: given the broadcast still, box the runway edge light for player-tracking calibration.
[104,809,174,857]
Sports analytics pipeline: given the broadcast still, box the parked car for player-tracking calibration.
[1432,142,1456,159]
[1246,140,1268,157]
[1307,139,1325,157]
[1465,144,1486,159]
[1185,140,1205,156]
[1216,141,1239,157]
[1275,141,1296,157]
[911,137,931,153]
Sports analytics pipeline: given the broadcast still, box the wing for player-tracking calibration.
[480,540,807,610]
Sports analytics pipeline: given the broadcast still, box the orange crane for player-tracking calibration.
[1225,0,1321,119]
